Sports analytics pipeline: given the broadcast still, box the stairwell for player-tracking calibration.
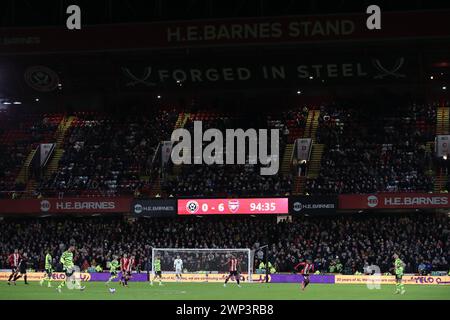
[44,149,64,179]
[174,112,190,130]
[434,106,449,192]
[307,144,324,179]
[150,177,162,197]
[24,179,37,196]
[293,176,306,195]
[15,147,38,185]
[434,170,448,193]
[280,143,294,176]
[172,113,191,176]
[303,111,314,139]
[302,109,323,182]
[43,116,75,180]
[303,110,320,142]
[436,106,450,135]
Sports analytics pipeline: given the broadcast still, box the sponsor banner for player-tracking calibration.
[39,198,131,213]
[270,274,335,284]
[335,275,450,285]
[0,197,132,214]
[120,55,418,90]
[39,143,55,167]
[289,196,337,214]
[88,272,148,282]
[295,138,312,161]
[0,272,92,282]
[436,135,450,157]
[95,273,329,283]
[153,273,265,283]
[132,199,177,217]
[161,141,174,165]
[1,11,449,54]
[339,193,450,210]
[178,198,289,215]
[3,272,446,285]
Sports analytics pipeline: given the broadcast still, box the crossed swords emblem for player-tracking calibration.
[372,57,406,79]
[121,67,156,86]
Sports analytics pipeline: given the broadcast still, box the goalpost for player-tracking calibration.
[150,248,255,282]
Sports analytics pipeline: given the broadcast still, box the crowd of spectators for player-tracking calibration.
[0,103,444,198]
[0,113,62,198]
[163,164,292,197]
[0,213,447,275]
[161,113,292,197]
[306,103,436,194]
[38,110,177,196]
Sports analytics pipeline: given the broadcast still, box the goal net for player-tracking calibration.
[151,248,255,282]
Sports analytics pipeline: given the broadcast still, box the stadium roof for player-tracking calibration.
[1,1,449,107]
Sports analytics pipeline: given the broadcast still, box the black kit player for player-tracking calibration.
[223,255,241,288]
[294,259,314,291]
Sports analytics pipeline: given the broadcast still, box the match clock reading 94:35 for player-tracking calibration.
[178,198,289,215]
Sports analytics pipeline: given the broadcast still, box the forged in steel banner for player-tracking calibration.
[178,198,289,215]
[0,197,132,214]
[339,193,450,210]
[118,54,419,90]
[132,199,177,217]
[1,11,450,54]
[289,196,337,214]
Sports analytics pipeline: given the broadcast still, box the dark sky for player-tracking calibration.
[2,0,450,27]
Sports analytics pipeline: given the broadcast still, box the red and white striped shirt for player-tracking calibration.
[127,258,135,272]
[120,258,129,272]
[8,253,20,268]
[294,262,314,275]
[228,258,239,272]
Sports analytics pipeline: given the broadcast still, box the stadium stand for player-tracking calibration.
[36,110,177,197]
[160,110,294,197]
[0,112,63,198]
[306,103,437,195]
[0,103,446,198]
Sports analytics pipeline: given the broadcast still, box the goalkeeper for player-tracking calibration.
[57,246,85,293]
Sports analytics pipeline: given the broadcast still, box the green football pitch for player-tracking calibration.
[0,282,449,300]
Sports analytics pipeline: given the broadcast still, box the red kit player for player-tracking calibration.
[7,249,21,285]
[294,259,315,291]
[223,255,241,288]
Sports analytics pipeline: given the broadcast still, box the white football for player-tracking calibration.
[109,288,116,293]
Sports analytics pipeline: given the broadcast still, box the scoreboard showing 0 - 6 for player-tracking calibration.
[177,198,289,215]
